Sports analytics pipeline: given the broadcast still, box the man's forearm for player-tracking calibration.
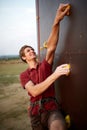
[26,71,59,97]
[47,20,60,51]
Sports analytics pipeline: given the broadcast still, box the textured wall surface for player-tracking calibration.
[36,0,87,129]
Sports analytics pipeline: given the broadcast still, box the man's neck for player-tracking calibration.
[28,60,38,69]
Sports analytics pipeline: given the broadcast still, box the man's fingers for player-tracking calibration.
[62,4,71,15]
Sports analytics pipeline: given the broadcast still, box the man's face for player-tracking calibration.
[22,47,36,62]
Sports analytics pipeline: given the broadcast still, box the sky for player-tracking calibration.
[0,0,37,56]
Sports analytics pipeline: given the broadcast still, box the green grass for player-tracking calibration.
[0,62,28,75]
[0,60,28,85]
[0,75,19,85]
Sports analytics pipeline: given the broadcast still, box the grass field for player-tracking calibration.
[0,59,32,130]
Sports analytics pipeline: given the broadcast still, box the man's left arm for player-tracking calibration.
[46,3,70,64]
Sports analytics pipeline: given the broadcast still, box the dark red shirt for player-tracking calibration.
[20,59,58,115]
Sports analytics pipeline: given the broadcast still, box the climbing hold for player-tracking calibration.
[43,41,47,48]
[66,4,71,15]
[65,114,71,128]
[62,64,71,76]
[66,64,71,69]
[40,41,47,51]
[62,4,71,16]
[66,64,71,76]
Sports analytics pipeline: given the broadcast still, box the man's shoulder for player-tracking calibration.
[41,59,52,67]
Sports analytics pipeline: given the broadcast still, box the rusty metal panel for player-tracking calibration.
[36,0,87,129]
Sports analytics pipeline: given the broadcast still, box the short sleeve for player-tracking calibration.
[20,71,31,89]
[43,59,53,68]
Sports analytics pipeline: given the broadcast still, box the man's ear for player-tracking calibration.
[22,56,26,60]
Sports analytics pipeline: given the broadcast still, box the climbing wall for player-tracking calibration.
[36,0,87,129]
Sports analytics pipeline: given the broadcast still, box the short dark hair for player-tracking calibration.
[19,45,33,63]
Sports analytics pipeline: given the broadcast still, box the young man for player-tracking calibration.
[19,3,70,130]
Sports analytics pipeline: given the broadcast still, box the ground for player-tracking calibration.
[0,83,32,130]
[0,59,32,130]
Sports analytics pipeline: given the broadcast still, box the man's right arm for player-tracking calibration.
[25,64,70,97]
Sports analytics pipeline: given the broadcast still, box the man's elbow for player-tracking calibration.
[47,47,56,53]
[30,89,42,97]
[25,83,38,97]
[29,90,38,97]
[31,92,37,97]
[25,83,41,97]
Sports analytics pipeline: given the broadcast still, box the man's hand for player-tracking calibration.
[54,64,71,78]
[55,3,71,23]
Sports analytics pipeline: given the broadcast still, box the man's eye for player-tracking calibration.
[27,49,30,52]
[27,48,34,52]
[31,49,34,51]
